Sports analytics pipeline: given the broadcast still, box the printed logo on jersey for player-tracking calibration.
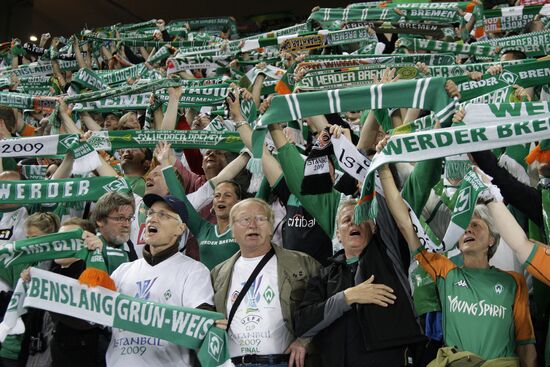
[454,279,469,288]
[0,227,14,240]
[263,285,275,304]
[447,295,507,319]
[207,331,224,362]
[287,214,316,228]
[494,283,503,295]
[135,278,158,300]
[163,289,172,301]
[243,275,262,313]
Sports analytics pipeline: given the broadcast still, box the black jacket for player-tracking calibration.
[471,150,543,227]
[294,197,425,367]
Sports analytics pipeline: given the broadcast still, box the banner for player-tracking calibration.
[24,268,230,367]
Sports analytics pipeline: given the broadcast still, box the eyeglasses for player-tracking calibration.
[107,215,135,223]
[234,215,269,227]
[146,209,182,222]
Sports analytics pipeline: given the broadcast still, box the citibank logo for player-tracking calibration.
[287,214,316,228]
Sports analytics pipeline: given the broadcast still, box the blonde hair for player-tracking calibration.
[25,212,60,234]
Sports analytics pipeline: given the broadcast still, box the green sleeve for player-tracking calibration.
[277,143,340,237]
[1,158,17,172]
[162,166,208,236]
[254,176,272,201]
[401,158,443,216]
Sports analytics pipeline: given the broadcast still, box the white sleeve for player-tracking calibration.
[187,180,214,212]
[181,263,214,308]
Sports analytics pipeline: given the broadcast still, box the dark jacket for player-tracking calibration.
[471,150,543,227]
[294,197,425,367]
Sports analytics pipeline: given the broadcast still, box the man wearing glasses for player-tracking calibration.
[90,192,137,273]
[211,198,319,367]
[106,193,214,367]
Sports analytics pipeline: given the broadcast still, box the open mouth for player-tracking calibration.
[463,236,475,243]
[349,230,361,237]
[246,233,259,239]
[147,225,158,234]
[217,204,226,210]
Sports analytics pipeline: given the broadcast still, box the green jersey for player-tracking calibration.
[99,235,130,274]
[162,166,239,270]
[417,249,535,360]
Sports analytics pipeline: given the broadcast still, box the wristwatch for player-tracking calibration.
[234,121,248,129]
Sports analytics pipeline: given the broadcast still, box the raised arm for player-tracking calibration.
[157,142,208,236]
[160,86,182,130]
[379,163,421,252]
[227,92,282,186]
[79,112,102,132]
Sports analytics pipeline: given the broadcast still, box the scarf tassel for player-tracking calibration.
[78,268,116,291]
[526,145,550,165]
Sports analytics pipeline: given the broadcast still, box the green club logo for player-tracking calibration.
[59,135,80,150]
[7,292,21,311]
[263,286,275,304]
[494,283,503,295]
[102,179,129,193]
[454,186,471,215]
[451,66,464,76]
[207,331,224,362]
[499,71,518,86]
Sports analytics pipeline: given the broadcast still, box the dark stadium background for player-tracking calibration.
[2,0,351,41]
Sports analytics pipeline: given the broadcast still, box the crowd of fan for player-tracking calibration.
[0,1,549,367]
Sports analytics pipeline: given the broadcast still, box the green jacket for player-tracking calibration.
[210,244,320,340]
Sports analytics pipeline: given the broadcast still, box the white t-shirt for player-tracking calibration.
[106,252,214,367]
[0,206,28,245]
[0,206,28,292]
[226,256,293,357]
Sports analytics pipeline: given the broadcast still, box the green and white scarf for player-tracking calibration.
[295,63,419,91]
[483,4,550,34]
[343,20,452,37]
[241,27,376,52]
[398,38,496,58]
[19,268,231,367]
[0,60,79,78]
[405,169,487,252]
[356,116,550,223]
[0,177,132,204]
[450,59,550,102]
[462,101,550,126]
[1,129,244,160]
[0,229,86,267]
[260,76,455,126]
[307,4,464,28]
[475,29,550,57]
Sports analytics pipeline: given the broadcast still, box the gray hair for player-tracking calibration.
[473,204,500,260]
[230,198,275,228]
